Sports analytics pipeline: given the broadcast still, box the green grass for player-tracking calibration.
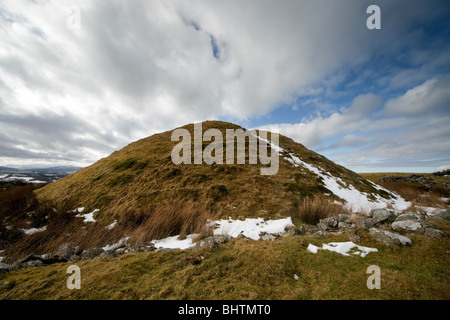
[1,220,449,300]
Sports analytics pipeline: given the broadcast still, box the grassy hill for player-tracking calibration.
[34,120,390,223]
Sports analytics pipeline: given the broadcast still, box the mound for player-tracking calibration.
[35,121,409,223]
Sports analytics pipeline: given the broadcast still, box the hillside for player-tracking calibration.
[34,120,406,224]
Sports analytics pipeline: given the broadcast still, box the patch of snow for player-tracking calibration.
[306,241,378,258]
[21,226,47,235]
[285,152,410,212]
[151,234,198,250]
[106,220,117,230]
[307,243,320,254]
[294,274,299,281]
[102,236,130,251]
[72,207,85,213]
[150,217,294,250]
[0,257,3,263]
[212,217,294,240]
[416,206,442,217]
[76,209,99,223]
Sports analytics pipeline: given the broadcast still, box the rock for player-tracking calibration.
[53,243,75,261]
[283,226,302,237]
[127,243,156,253]
[346,229,361,243]
[338,214,350,222]
[98,250,117,259]
[311,230,343,238]
[69,255,81,261]
[391,221,424,233]
[213,234,231,244]
[432,209,450,221]
[369,228,412,246]
[0,262,10,275]
[317,222,329,231]
[26,260,45,267]
[320,217,338,228]
[260,233,276,241]
[236,233,249,240]
[355,218,375,230]
[80,248,104,260]
[424,228,448,238]
[395,213,420,222]
[371,209,396,224]
[194,237,218,251]
[338,222,351,229]
[17,253,44,265]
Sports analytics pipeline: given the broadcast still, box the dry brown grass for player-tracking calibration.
[294,196,349,225]
[1,185,215,263]
[376,180,448,208]
[120,201,214,244]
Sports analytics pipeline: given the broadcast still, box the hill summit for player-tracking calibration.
[35,120,409,223]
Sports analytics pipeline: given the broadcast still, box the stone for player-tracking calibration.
[53,243,75,261]
[391,221,424,233]
[194,237,218,251]
[355,218,375,230]
[371,209,396,224]
[338,222,351,229]
[317,223,329,231]
[283,226,302,237]
[395,213,420,222]
[369,228,412,246]
[213,234,231,244]
[26,260,45,267]
[424,228,448,238]
[98,250,117,259]
[261,233,276,241]
[346,229,361,243]
[432,210,450,221]
[80,248,104,260]
[320,217,338,228]
[0,262,10,275]
[338,214,350,222]
[17,253,45,265]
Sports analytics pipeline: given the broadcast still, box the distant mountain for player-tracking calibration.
[0,165,83,184]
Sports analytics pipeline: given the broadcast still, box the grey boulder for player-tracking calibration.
[369,228,412,246]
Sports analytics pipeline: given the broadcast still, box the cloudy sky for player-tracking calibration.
[1,0,449,172]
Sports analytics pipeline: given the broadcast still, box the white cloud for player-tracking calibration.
[0,0,449,169]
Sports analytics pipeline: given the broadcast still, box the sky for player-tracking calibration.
[0,0,449,172]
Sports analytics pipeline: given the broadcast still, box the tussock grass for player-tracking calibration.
[120,201,214,243]
[294,197,349,225]
[0,184,214,262]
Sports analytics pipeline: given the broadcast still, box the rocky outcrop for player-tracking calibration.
[379,174,437,190]
[369,228,412,246]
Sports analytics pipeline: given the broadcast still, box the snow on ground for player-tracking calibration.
[21,226,47,235]
[307,241,378,258]
[147,217,294,250]
[286,153,410,212]
[416,206,443,217]
[285,154,409,212]
[151,234,199,250]
[212,217,294,240]
[253,133,410,212]
[76,209,99,223]
[102,236,130,251]
[106,220,117,230]
[72,207,85,213]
